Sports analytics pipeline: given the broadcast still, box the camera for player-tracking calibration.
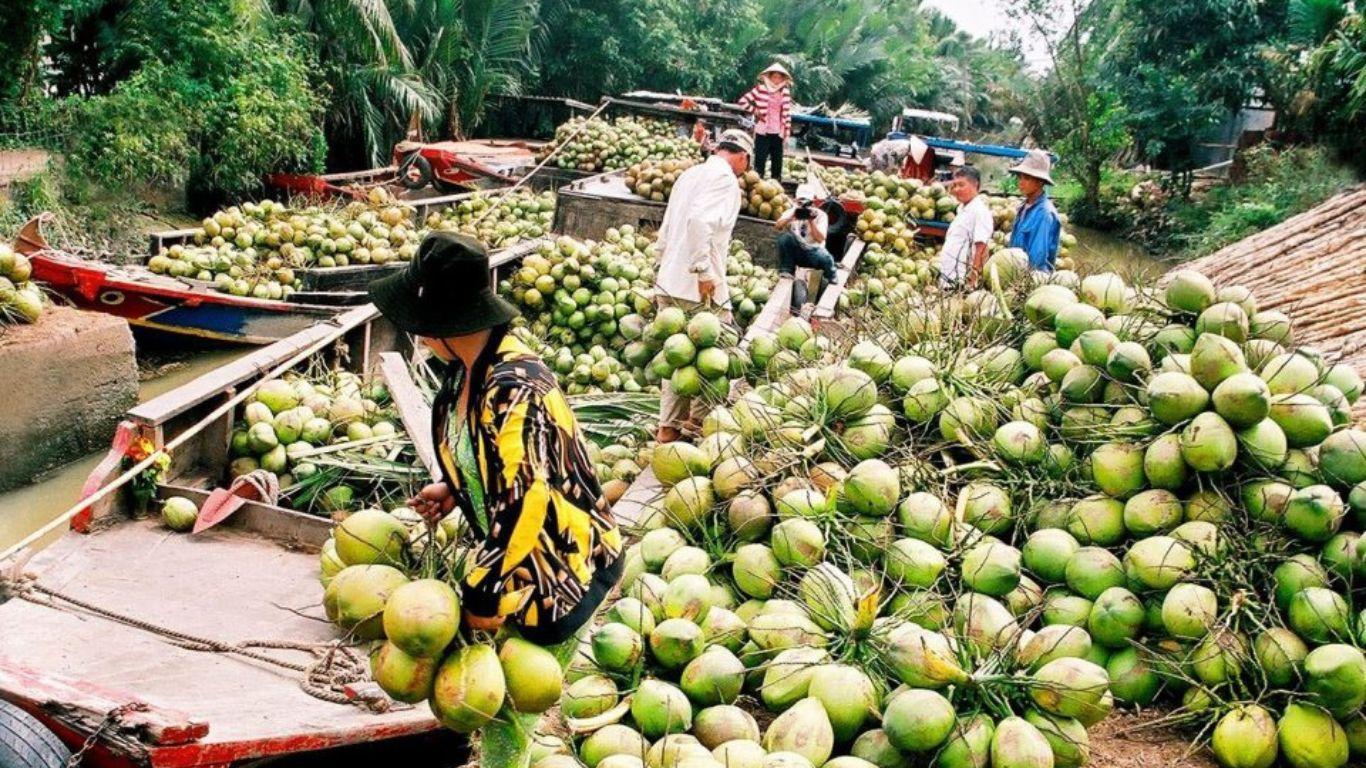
[794,203,815,221]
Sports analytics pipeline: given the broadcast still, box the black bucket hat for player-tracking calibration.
[368,231,519,337]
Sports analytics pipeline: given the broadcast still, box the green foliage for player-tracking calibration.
[54,62,194,189]
[35,0,325,202]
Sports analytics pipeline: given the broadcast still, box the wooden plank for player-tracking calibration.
[378,353,439,478]
[813,239,865,321]
[743,276,794,346]
[128,305,378,427]
[158,483,334,550]
[0,661,209,747]
[612,466,662,531]
[0,519,440,756]
[149,228,199,258]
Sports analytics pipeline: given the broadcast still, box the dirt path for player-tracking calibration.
[1088,710,1219,768]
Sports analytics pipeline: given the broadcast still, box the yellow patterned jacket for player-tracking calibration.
[432,330,624,644]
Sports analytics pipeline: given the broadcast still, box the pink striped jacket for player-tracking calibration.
[737,84,792,138]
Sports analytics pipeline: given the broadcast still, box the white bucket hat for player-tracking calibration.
[1009,149,1054,185]
[760,62,791,81]
[795,183,818,202]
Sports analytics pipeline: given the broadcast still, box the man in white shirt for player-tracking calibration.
[653,129,752,442]
[937,165,994,289]
[774,183,838,311]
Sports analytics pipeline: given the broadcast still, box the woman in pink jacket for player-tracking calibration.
[737,62,792,181]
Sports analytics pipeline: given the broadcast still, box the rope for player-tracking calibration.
[2,575,387,711]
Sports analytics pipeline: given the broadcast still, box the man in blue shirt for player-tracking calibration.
[1008,149,1062,272]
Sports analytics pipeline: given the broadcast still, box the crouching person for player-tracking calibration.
[775,183,838,312]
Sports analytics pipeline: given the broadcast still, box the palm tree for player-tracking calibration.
[273,0,436,165]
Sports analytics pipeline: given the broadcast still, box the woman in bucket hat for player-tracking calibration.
[1007,149,1063,272]
[369,231,623,646]
[737,62,793,180]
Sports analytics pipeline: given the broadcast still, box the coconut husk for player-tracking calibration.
[1183,185,1366,421]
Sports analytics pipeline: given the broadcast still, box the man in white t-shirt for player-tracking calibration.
[774,184,838,311]
[938,165,994,289]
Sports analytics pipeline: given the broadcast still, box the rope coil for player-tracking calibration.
[2,574,388,711]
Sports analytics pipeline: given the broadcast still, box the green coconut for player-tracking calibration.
[1190,332,1248,391]
[1041,348,1083,384]
[160,496,199,531]
[1123,489,1183,536]
[808,664,879,743]
[334,509,408,566]
[1030,657,1110,720]
[324,564,409,639]
[581,725,651,768]
[382,578,460,658]
[771,518,826,567]
[713,741,766,768]
[1024,710,1089,768]
[370,641,438,703]
[692,707,759,751]
[1106,647,1162,706]
[959,482,1013,535]
[761,646,828,710]
[1245,480,1295,524]
[883,689,956,753]
[593,622,645,672]
[798,563,858,631]
[1022,528,1080,584]
[884,537,947,588]
[1212,705,1279,768]
[1066,496,1126,546]
[653,442,713,485]
[650,618,706,669]
[1165,270,1217,313]
[1268,394,1333,448]
[1304,644,1366,717]
[429,643,506,733]
[1054,303,1106,348]
[1288,587,1352,644]
[936,715,995,768]
[1319,428,1366,488]
[989,716,1054,768]
[1212,372,1271,427]
[1196,302,1250,343]
[1064,547,1126,600]
[1285,484,1345,542]
[1123,536,1195,591]
[1088,587,1145,648]
[500,636,563,713]
[841,459,901,515]
[732,543,782,599]
[1087,440,1152,500]
[1254,627,1309,688]
[562,674,620,719]
[1020,624,1093,672]
[1237,418,1289,470]
[680,646,745,707]
[1262,351,1321,395]
[884,623,969,688]
[1161,583,1217,640]
[632,678,693,739]
[1146,371,1210,425]
[1060,365,1105,403]
[1142,434,1189,490]
[1180,411,1238,473]
[1277,703,1349,768]
[1042,590,1093,628]
[961,541,1022,597]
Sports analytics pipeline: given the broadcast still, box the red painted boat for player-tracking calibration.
[15,215,341,345]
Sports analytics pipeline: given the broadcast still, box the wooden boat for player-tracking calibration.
[15,215,343,346]
[0,235,574,767]
[0,306,475,768]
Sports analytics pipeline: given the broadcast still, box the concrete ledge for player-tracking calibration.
[0,306,138,491]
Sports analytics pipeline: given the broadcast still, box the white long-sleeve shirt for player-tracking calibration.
[654,155,742,306]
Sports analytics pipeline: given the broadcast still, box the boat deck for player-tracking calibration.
[0,518,437,763]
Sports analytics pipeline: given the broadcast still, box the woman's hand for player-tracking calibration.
[464,611,505,632]
[409,481,455,525]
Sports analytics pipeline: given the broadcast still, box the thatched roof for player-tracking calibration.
[1183,186,1366,419]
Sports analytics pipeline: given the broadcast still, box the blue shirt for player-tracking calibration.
[1010,192,1062,272]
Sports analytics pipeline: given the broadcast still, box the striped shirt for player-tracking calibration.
[738,84,792,138]
[433,331,623,643]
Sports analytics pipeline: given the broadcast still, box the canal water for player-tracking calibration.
[0,226,1161,554]
[0,348,246,552]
